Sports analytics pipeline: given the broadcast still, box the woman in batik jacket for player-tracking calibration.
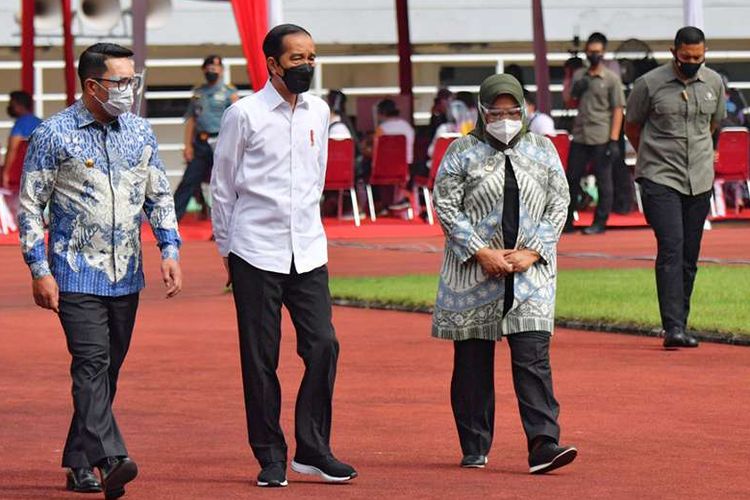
[432,74,577,475]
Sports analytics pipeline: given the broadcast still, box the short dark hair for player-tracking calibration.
[327,89,347,113]
[377,99,399,117]
[674,26,705,48]
[9,90,33,111]
[454,91,475,109]
[202,55,222,68]
[586,32,608,48]
[77,43,133,84]
[525,92,537,106]
[262,24,312,60]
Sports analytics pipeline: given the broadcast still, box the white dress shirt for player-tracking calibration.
[211,81,330,274]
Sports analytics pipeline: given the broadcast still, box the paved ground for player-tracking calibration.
[1,225,749,499]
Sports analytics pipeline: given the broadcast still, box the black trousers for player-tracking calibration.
[58,292,139,468]
[451,332,560,456]
[566,141,613,226]
[612,137,634,213]
[229,254,339,467]
[639,179,711,331]
[174,138,213,221]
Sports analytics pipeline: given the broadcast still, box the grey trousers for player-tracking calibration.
[451,332,561,456]
[58,292,139,468]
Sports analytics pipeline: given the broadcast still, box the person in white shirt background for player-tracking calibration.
[525,92,557,137]
[374,98,415,211]
[210,24,357,488]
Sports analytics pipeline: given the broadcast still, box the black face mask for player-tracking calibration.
[7,105,18,119]
[587,53,603,67]
[278,63,314,94]
[205,71,220,84]
[675,58,703,78]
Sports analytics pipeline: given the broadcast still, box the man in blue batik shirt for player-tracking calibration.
[17,43,182,498]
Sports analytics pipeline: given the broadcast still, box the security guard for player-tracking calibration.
[624,26,725,349]
[563,32,626,235]
[174,55,239,220]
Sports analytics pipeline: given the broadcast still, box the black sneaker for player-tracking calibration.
[387,198,411,211]
[291,455,357,482]
[460,455,488,468]
[257,462,288,487]
[582,223,606,235]
[528,442,577,474]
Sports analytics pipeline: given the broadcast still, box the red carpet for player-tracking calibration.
[573,207,750,228]
[3,209,749,246]
[1,242,749,499]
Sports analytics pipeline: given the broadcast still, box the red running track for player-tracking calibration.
[1,240,750,499]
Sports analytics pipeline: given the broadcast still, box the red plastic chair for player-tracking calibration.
[547,132,570,171]
[7,140,29,190]
[324,138,360,226]
[714,127,750,214]
[366,134,410,221]
[412,135,456,225]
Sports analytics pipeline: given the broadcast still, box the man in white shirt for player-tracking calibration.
[375,99,415,210]
[525,93,556,137]
[210,24,357,488]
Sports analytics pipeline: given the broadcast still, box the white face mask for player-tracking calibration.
[486,119,522,144]
[93,81,134,117]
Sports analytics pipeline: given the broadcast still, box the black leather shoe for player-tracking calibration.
[460,455,488,468]
[66,467,102,493]
[257,462,288,488]
[97,456,138,500]
[663,328,699,349]
[582,223,606,235]
[529,441,577,474]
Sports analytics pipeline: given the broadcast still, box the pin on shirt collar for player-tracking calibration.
[85,158,95,168]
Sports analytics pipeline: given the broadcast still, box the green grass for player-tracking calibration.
[329,266,750,335]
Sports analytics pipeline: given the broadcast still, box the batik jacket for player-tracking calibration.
[432,133,569,340]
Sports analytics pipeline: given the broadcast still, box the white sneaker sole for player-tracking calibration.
[290,460,355,482]
[529,447,578,474]
[461,457,488,468]
[256,479,288,487]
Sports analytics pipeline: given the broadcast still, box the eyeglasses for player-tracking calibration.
[479,103,522,121]
[92,74,143,92]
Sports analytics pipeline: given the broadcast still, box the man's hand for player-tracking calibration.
[475,248,514,277]
[0,170,9,188]
[605,140,620,163]
[32,275,59,313]
[161,258,183,298]
[571,77,589,100]
[505,249,541,273]
[183,144,194,163]
[223,257,232,288]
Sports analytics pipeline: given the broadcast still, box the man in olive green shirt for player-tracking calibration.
[624,26,725,350]
[564,32,626,235]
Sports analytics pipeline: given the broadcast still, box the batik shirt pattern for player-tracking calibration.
[18,100,181,296]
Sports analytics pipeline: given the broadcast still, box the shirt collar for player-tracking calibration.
[261,79,309,111]
[73,100,122,130]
